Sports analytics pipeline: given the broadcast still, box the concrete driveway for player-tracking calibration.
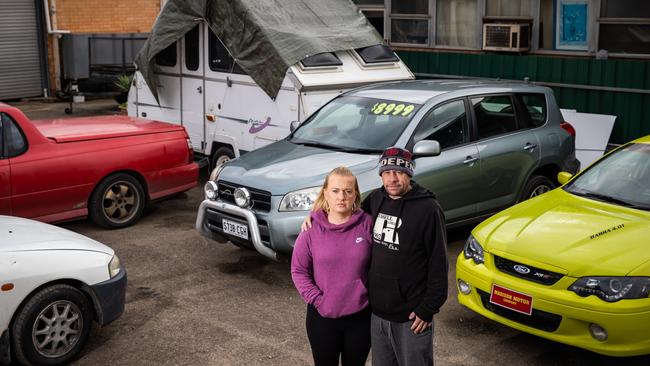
[9,99,650,365]
[55,178,649,366]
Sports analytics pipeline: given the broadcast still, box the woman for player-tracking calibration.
[291,166,373,366]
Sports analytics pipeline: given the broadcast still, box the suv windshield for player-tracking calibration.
[564,143,650,210]
[290,96,422,152]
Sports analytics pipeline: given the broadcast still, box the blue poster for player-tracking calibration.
[558,1,588,50]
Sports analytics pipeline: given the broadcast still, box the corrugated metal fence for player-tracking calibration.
[398,51,650,144]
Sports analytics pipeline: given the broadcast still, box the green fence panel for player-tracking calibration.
[397,50,650,143]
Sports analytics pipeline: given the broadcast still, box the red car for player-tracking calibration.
[0,103,199,228]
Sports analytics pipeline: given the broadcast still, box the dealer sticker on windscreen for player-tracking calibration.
[222,218,249,240]
[489,284,533,315]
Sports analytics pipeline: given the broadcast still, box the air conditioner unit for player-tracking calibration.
[483,23,530,52]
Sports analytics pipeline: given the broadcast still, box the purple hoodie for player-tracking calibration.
[291,209,373,319]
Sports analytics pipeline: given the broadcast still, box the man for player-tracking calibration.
[363,147,448,366]
[303,147,448,365]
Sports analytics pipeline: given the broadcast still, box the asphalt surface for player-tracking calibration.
[8,99,650,366]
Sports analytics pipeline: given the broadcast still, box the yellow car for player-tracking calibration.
[456,135,650,356]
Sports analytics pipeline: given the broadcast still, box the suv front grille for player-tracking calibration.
[494,256,563,286]
[217,180,272,212]
[478,289,562,332]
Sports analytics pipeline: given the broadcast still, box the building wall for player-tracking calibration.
[55,0,159,33]
[45,0,160,94]
[398,50,650,144]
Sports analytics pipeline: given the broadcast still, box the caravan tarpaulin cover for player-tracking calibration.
[135,0,383,102]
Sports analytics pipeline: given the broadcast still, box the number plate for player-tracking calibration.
[489,284,533,316]
[222,218,248,240]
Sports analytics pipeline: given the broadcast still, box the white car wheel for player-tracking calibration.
[13,285,93,366]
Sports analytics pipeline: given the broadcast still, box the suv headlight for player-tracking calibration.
[463,235,484,264]
[279,186,320,212]
[108,255,121,278]
[205,164,227,200]
[568,277,650,302]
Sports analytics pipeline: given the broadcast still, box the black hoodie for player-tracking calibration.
[362,182,449,322]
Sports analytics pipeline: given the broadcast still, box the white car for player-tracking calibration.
[0,216,126,366]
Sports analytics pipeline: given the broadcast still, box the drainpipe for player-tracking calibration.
[43,0,70,93]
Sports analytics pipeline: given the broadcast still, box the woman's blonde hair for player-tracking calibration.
[312,166,361,213]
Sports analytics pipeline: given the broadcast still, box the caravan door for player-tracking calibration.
[181,24,205,152]
[203,32,240,159]
[134,43,181,123]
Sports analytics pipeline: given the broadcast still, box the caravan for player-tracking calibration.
[128,1,413,170]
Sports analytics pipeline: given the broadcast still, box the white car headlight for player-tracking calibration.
[463,235,485,264]
[108,255,121,278]
[279,186,320,212]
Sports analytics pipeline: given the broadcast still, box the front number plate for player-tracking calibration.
[222,218,249,240]
[489,284,533,316]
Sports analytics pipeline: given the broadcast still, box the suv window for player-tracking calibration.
[517,93,547,128]
[412,100,468,149]
[208,32,245,74]
[2,113,27,157]
[185,25,200,71]
[155,42,177,67]
[472,95,518,139]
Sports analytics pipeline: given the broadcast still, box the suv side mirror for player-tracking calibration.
[413,140,441,158]
[289,120,300,132]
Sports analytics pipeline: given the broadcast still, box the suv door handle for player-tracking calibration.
[524,143,537,151]
[463,156,478,164]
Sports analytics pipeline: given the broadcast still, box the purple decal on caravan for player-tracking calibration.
[249,117,272,134]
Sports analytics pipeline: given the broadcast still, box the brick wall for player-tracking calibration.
[55,0,160,33]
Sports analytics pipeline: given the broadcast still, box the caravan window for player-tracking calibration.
[300,52,342,67]
[208,32,245,74]
[185,25,200,71]
[355,45,399,63]
[156,42,177,67]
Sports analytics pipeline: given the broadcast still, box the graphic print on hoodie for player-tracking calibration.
[373,213,402,250]
[291,209,373,318]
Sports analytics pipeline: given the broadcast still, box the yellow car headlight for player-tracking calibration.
[463,235,484,265]
[568,276,650,302]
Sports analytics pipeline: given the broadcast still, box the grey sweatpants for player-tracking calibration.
[370,313,433,366]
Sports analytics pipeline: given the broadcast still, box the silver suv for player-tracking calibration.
[196,80,579,260]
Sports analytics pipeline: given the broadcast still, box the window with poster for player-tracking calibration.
[556,0,589,51]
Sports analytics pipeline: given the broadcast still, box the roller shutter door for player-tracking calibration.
[0,0,44,99]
